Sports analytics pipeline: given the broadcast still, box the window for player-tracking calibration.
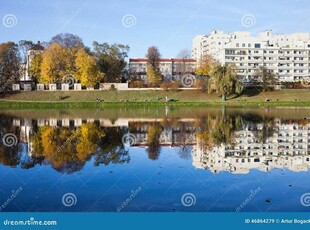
[248,43,251,48]
[236,43,239,47]
[254,43,261,48]
[242,43,245,47]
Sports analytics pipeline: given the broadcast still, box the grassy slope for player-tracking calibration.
[0,89,310,108]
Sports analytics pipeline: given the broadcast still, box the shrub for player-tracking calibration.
[195,78,208,93]
[160,81,180,91]
[129,80,145,88]
[109,84,116,91]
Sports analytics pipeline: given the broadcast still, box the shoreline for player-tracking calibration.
[0,89,310,109]
[1,100,310,109]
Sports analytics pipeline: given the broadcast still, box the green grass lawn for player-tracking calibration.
[0,88,310,108]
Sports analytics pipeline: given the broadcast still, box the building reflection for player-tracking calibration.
[193,119,310,173]
[1,115,310,173]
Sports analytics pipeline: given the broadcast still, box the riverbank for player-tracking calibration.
[0,89,310,109]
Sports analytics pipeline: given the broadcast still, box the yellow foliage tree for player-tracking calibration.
[195,54,218,76]
[28,54,42,81]
[40,43,79,84]
[76,123,105,161]
[75,48,104,87]
[40,43,68,84]
[146,64,162,87]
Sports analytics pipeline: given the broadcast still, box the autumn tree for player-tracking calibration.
[50,33,84,49]
[18,40,34,63]
[0,42,20,91]
[175,49,192,77]
[28,54,42,82]
[146,46,161,69]
[40,43,67,83]
[254,66,277,92]
[195,54,218,77]
[92,42,129,83]
[40,42,79,84]
[75,48,104,87]
[146,64,161,87]
[210,64,243,101]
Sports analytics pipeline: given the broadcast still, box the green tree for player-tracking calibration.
[92,42,129,83]
[254,66,277,92]
[211,64,243,101]
[75,48,104,87]
[147,64,161,87]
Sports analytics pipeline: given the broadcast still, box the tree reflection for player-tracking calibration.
[147,124,162,160]
[196,112,244,151]
[94,127,130,166]
[0,111,309,173]
[31,123,105,173]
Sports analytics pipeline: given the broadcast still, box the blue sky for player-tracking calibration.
[1,0,310,57]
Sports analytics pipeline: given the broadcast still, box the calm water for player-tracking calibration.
[0,107,310,212]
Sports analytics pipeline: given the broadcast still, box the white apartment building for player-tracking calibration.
[129,58,196,83]
[192,30,310,83]
[192,120,310,174]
